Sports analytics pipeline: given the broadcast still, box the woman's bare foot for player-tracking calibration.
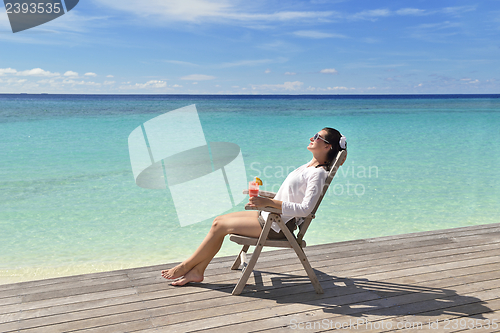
[161,263,190,280]
[171,268,204,286]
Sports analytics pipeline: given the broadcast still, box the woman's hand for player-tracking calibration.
[248,196,282,211]
[248,196,267,209]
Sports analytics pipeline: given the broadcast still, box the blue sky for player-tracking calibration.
[1,0,499,94]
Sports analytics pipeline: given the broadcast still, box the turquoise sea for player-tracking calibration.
[1,94,499,284]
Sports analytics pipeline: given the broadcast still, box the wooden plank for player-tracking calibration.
[7,240,496,330]
[0,269,135,293]
[0,274,132,300]
[370,298,500,333]
[130,238,500,298]
[188,275,500,333]
[147,264,500,328]
[1,222,496,293]
[142,241,500,330]
[0,223,498,333]
[133,262,498,330]
[217,232,500,279]
[19,241,500,320]
[0,287,138,321]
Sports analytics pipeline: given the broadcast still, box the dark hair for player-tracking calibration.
[317,127,346,171]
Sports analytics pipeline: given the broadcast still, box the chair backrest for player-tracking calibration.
[296,149,347,242]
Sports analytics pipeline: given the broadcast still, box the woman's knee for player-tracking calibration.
[211,215,227,233]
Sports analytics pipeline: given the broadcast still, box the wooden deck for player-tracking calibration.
[1,223,500,333]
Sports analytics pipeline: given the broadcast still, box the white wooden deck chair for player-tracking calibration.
[229,149,347,295]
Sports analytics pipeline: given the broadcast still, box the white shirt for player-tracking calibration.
[261,161,328,233]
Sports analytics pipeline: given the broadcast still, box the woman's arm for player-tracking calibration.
[280,170,326,217]
[247,196,283,211]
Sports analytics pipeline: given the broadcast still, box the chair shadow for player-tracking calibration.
[196,268,493,319]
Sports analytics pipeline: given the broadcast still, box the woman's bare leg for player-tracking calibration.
[161,210,261,284]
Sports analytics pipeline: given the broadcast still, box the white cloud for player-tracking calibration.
[395,6,476,17]
[62,79,101,86]
[251,81,303,91]
[0,68,17,76]
[320,68,338,74]
[121,80,168,89]
[94,2,476,27]
[164,60,199,66]
[180,74,216,80]
[258,40,299,53]
[36,79,56,84]
[106,75,114,78]
[326,86,354,91]
[17,68,60,77]
[219,59,274,68]
[138,80,167,88]
[414,21,461,31]
[396,8,426,16]
[93,0,337,25]
[31,10,110,33]
[96,0,231,22]
[441,6,477,17]
[0,67,121,92]
[265,69,271,74]
[293,30,347,39]
[0,78,28,84]
[408,21,462,42]
[350,9,391,20]
[243,11,335,22]
[347,6,476,22]
[310,86,356,92]
[284,72,296,75]
[64,71,79,77]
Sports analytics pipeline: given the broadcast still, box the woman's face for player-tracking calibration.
[307,129,330,152]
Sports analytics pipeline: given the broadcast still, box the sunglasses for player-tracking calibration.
[313,133,330,144]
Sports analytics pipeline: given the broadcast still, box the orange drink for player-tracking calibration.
[248,181,259,197]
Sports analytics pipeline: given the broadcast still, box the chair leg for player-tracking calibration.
[280,220,324,294]
[295,246,324,294]
[232,243,263,295]
[232,215,274,295]
[231,245,249,270]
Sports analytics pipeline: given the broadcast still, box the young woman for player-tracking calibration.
[161,127,346,286]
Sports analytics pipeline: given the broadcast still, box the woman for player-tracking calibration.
[161,127,346,286]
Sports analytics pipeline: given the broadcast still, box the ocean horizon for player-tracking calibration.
[2,93,500,97]
[1,94,499,284]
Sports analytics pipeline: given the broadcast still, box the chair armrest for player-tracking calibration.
[244,204,281,214]
[242,189,276,198]
[258,190,277,199]
[261,207,282,214]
